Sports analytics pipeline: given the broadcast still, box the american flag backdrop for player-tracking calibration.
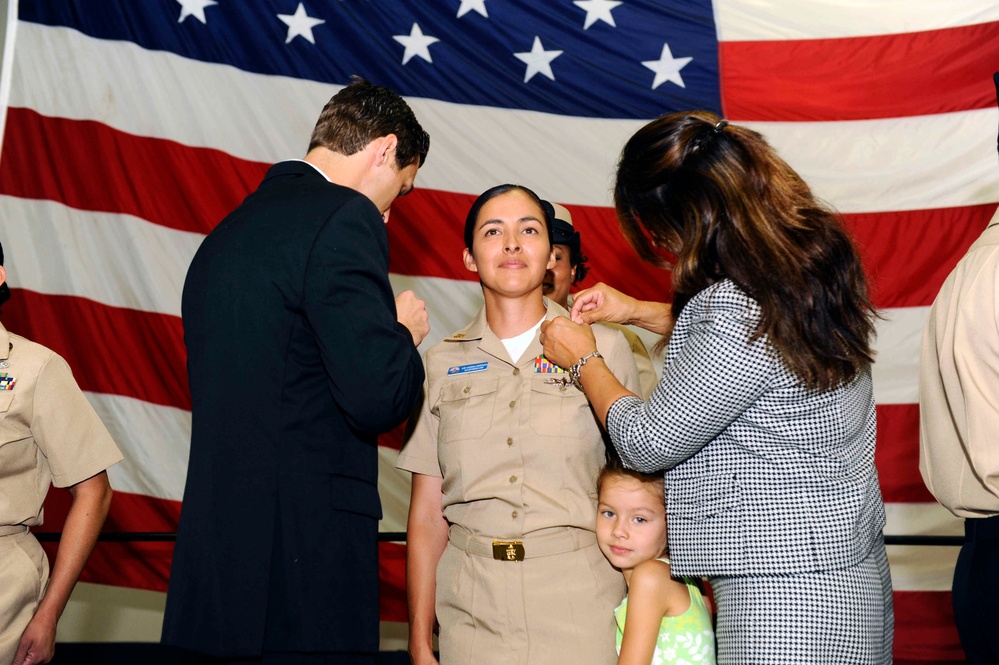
[1,0,998,659]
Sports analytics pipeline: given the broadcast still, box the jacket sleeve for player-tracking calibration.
[303,196,425,433]
[607,291,774,473]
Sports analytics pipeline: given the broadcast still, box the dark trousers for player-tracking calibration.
[227,653,376,665]
[953,515,999,664]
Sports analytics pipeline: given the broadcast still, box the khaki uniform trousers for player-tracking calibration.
[436,526,623,665]
[0,527,49,665]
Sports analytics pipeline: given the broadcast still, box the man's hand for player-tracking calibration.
[13,612,56,665]
[396,290,430,346]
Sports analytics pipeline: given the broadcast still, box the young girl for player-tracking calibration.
[596,459,716,665]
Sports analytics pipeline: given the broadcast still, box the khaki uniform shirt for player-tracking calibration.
[599,322,657,399]
[398,300,640,537]
[0,321,123,528]
[920,208,999,518]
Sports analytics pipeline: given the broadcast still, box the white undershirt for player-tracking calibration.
[293,158,332,182]
[501,315,545,364]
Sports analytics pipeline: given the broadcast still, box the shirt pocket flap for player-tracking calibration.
[0,392,14,412]
[440,377,499,402]
[669,474,741,521]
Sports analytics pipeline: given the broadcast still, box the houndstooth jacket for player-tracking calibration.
[607,279,886,578]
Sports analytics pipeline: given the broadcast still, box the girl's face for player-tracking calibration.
[596,475,668,580]
[463,190,555,298]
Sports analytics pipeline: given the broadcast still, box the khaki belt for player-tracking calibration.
[448,525,596,562]
[0,525,29,537]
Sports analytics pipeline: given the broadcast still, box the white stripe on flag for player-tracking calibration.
[87,391,191,502]
[2,196,200,316]
[871,306,930,406]
[747,110,999,214]
[12,23,999,212]
[715,0,999,40]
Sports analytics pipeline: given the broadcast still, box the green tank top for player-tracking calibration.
[613,558,716,664]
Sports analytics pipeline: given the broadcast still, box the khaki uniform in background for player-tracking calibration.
[0,321,122,663]
[920,211,999,516]
[598,321,657,399]
[398,300,640,665]
[919,209,999,661]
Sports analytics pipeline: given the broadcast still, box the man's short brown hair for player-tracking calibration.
[308,77,429,169]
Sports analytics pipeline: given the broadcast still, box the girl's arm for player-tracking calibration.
[406,473,449,665]
[617,560,692,665]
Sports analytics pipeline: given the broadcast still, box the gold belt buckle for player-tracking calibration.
[492,540,525,562]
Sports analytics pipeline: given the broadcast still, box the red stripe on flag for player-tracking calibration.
[378,542,409,624]
[721,22,999,121]
[37,489,179,592]
[876,403,935,504]
[893,591,964,661]
[847,205,994,309]
[3,289,190,410]
[3,111,990,310]
[394,194,987,310]
[379,421,407,452]
[0,108,266,234]
[390,192,674,304]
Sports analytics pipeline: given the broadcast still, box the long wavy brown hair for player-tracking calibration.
[614,111,877,391]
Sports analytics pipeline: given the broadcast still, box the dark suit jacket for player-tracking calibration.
[161,161,424,657]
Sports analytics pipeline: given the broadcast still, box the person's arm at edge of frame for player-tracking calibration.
[14,471,113,665]
[406,473,448,665]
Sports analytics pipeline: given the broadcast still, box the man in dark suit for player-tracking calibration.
[161,79,431,665]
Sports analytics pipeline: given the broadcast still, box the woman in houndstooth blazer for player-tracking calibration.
[540,111,893,664]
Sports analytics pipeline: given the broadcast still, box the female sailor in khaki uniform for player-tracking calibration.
[0,244,123,665]
[398,185,640,665]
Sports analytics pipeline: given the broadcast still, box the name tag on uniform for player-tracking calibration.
[447,362,488,375]
[0,373,14,390]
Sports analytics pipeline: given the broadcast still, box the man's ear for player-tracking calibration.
[462,248,478,274]
[374,134,399,167]
[0,265,6,287]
